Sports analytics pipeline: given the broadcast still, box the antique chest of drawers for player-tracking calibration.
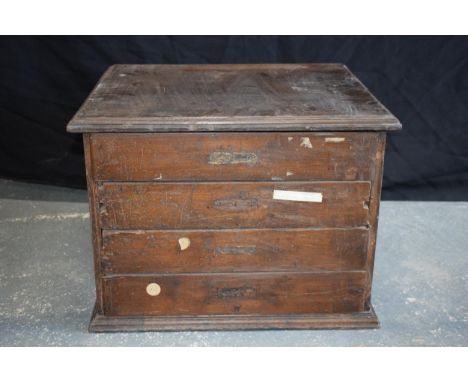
[67,64,401,331]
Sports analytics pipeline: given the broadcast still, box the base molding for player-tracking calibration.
[88,304,379,332]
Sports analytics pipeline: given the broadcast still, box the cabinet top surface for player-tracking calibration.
[67,64,401,132]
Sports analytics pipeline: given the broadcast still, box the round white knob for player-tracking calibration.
[146,282,161,296]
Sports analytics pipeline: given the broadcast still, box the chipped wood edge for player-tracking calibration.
[88,303,379,332]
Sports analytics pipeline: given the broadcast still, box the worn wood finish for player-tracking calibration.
[83,134,104,312]
[90,132,378,181]
[67,64,401,331]
[99,181,371,229]
[67,64,401,132]
[89,304,380,331]
[365,133,387,291]
[101,228,369,274]
[102,272,369,316]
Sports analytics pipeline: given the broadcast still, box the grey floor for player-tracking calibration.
[0,178,466,346]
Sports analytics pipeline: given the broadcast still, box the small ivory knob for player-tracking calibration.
[178,237,190,250]
[146,282,161,296]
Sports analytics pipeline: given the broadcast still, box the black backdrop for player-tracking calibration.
[0,36,467,200]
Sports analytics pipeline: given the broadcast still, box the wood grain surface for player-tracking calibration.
[102,272,369,316]
[67,64,401,132]
[89,305,380,331]
[70,63,398,330]
[98,181,371,229]
[101,228,369,273]
[90,132,379,181]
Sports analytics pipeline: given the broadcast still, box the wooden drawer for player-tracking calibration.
[90,132,379,181]
[98,181,371,229]
[101,228,369,273]
[102,272,369,316]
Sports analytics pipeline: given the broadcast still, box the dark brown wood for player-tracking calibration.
[67,64,401,132]
[101,228,369,273]
[88,303,380,332]
[83,134,104,313]
[101,272,369,316]
[66,63,400,331]
[90,132,379,181]
[365,133,386,295]
[98,181,371,229]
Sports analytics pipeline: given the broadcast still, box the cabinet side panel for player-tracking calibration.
[83,134,104,313]
[365,132,386,304]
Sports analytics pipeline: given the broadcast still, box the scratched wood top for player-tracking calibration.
[67,64,401,132]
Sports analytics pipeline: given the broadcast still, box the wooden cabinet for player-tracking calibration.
[67,63,401,331]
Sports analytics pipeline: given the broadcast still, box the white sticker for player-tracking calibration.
[325,137,345,143]
[273,190,323,203]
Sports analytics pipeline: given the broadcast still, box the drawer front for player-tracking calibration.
[90,132,379,181]
[102,272,369,316]
[99,181,371,229]
[101,228,369,273]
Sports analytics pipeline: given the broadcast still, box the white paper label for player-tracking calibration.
[272,190,323,203]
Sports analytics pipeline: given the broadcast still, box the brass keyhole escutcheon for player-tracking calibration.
[146,283,161,296]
